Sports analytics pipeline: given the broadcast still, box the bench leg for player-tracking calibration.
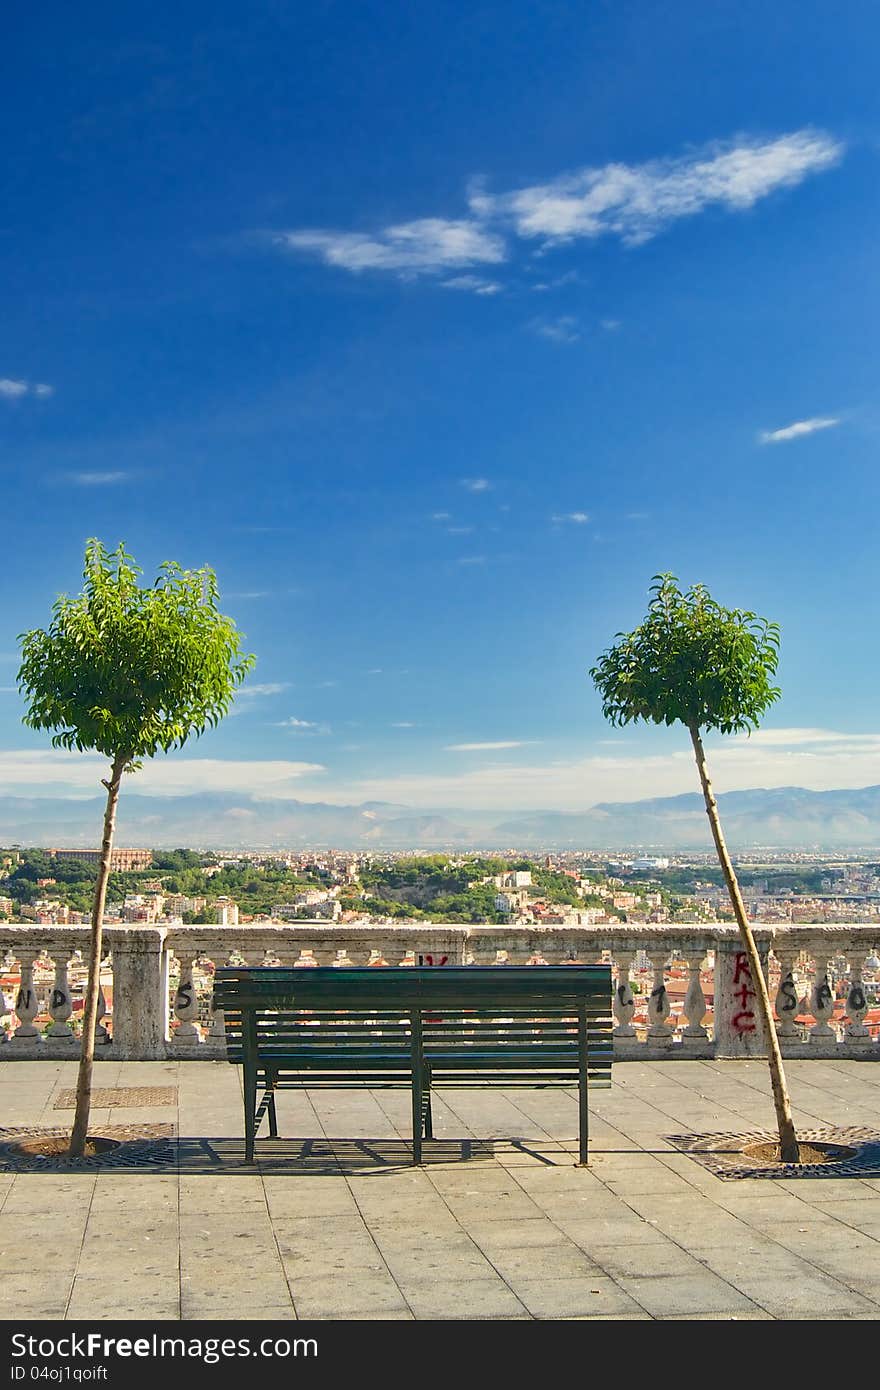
[411,1070,423,1165]
[578,1008,589,1166]
[244,1066,257,1163]
[268,1089,278,1139]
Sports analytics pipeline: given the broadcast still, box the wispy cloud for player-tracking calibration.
[391,721,416,728]
[237,682,288,699]
[229,681,289,716]
[530,315,580,344]
[64,471,131,487]
[461,477,491,492]
[457,555,487,567]
[759,416,840,444]
[441,275,502,295]
[445,740,534,752]
[273,219,505,277]
[257,129,842,292]
[431,511,451,521]
[472,130,843,246]
[551,511,589,525]
[447,525,474,535]
[275,715,333,736]
[1,378,54,400]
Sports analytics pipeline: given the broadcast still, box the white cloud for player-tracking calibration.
[759,416,840,444]
[391,722,416,728]
[441,275,502,295]
[461,477,491,492]
[275,218,505,277]
[4,725,880,810]
[431,511,451,521]
[65,471,130,486]
[531,316,580,344]
[551,511,589,524]
[447,526,474,535]
[445,741,533,752]
[236,682,288,699]
[276,717,330,739]
[0,378,54,399]
[472,130,843,246]
[224,590,272,600]
[457,555,487,566]
[0,750,326,799]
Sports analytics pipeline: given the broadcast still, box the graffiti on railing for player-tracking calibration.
[731,951,757,1035]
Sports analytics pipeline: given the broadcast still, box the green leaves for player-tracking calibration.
[17,539,256,765]
[589,573,781,736]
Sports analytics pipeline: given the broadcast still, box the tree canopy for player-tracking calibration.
[589,573,781,735]
[17,539,255,763]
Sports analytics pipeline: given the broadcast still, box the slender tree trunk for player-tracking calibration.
[69,755,126,1158]
[688,724,799,1163]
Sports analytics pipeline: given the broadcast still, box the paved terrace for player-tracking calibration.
[2,1058,880,1320]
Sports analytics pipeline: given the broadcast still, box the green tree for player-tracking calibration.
[17,540,254,1156]
[590,574,799,1163]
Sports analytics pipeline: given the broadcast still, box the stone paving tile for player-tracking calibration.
[729,1271,880,1317]
[588,1240,715,1280]
[480,1242,602,1281]
[616,1272,762,1318]
[67,1276,180,1319]
[287,1272,411,1319]
[511,1275,646,1319]
[394,1276,528,1319]
[463,1217,578,1251]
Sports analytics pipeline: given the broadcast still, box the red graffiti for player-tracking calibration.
[418,954,448,967]
[731,951,757,1034]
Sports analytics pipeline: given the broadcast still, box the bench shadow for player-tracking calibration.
[175,1135,566,1173]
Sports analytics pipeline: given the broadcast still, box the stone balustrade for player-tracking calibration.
[0,922,878,1061]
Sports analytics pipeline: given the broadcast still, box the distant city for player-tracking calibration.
[2,843,879,930]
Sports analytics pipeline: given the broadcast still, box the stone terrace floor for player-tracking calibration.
[2,1058,880,1321]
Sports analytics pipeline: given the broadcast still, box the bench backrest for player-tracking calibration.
[213,965,613,1084]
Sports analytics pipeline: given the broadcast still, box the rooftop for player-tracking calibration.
[3,1058,880,1320]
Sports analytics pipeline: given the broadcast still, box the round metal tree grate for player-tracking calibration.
[0,1124,176,1172]
[669,1126,880,1180]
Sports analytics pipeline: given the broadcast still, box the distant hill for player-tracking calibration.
[3,784,880,849]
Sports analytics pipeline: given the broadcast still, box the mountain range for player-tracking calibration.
[3,784,880,849]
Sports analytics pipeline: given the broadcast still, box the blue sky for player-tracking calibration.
[2,1,880,814]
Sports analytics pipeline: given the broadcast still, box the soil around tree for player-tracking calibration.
[742,1139,857,1166]
[10,1135,121,1162]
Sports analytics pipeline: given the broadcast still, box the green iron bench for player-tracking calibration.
[213,964,613,1165]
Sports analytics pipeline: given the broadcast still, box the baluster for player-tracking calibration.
[332,949,352,967]
[646,954,674,1047]
[681,952,709,1045]
[773,949,800,1043]
[844,953,872,1048]
[367,948,388,967]
[46,952,75,1042]
[294,949,319,968]
[11,951,42,1043]
[808,954,835,1043]
[94,962,110,1045]
[399,950,417,967]
[173,953,201,1045]
[612,951,637,1044]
